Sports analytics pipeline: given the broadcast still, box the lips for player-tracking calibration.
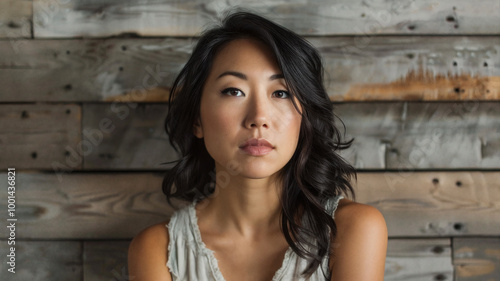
[239,138,274,156]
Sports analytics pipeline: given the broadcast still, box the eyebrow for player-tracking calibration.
[216,71,284,81]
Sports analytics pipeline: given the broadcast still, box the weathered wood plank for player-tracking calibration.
[81,103,179,170]
[337,102,500,169]
[33,0,500,38]
[0,0,32,39]
[453,237,500,280]
[0,172,172,239]
[0,171,498,239]
[0,104,82,170]
[0,37,499,102]
[0,240,82,279]
[385,239,453,281]
[84,240,131,281]
[355,172,500,236]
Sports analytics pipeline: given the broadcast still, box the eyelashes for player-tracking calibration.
[220,87,290,99]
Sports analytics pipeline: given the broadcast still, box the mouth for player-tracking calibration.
[239,138,274,156]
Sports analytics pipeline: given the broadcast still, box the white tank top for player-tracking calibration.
[166,195,344,280]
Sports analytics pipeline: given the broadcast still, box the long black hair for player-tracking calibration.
[162,10,356,279]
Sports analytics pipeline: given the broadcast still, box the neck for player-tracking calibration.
[196,167,283,241]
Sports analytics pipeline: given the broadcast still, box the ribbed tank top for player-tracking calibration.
[166,194,344,280]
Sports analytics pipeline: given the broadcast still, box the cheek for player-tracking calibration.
[200,103,240,140]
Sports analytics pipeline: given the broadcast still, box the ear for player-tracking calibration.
[193,117,203,138]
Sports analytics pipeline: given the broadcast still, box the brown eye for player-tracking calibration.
[272,90,290,99]
[221,87,244,97]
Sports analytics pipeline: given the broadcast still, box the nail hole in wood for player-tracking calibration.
[406,53,415,59]
[64,84,72,91]
[7,21,20,28]
[31,152,37,159]
[453,61,457,66]
[456,180,462,187]
[446,16,455,22]
[454,24,459,29]
[453,223,463,231]
[21,110,29,119]
[121,45,127,51]
[432,246,444,254]
[486,89,490,93]
[66,50,70,55]
[66,109,71,114]
[361,13,366,17]
[65,151,70,157]
[454,87,460,94]
[484,62,488,67]
[407,24,416,30]
[119,66,124,71]
[435,273,447,281]
[432,178,439,184]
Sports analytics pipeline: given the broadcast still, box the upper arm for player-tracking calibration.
[329,200,388,281]
[128,220,172,281]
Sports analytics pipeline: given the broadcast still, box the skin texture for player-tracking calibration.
[128,39,388,281]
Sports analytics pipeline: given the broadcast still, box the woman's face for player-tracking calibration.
[194,38,303,179]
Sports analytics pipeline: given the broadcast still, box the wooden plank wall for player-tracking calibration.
[0,1,499,280]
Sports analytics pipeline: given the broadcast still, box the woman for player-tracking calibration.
[128,11,387,281]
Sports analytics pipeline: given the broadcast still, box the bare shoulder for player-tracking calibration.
[335,198,387,229]
[128,220,172,281]
[329,198,388,281]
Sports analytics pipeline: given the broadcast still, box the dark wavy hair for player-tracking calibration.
[162,11,356,279]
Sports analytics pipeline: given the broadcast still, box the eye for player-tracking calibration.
[221,87,245,97]
[272,90,290,99]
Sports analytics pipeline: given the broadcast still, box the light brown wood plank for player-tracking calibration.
[82,103,178,170]
[0,172,172,239]
[84,241,131,281]
[0,104,82,170]
[385,239,453,280]
[0,0,32,39]
[355,172,500,236]
[33,0,500,37]
[337,102,500,169]
[0,171,498,239]
[0,240,82,279]
[1,37,498,102]
[454,237,500,280]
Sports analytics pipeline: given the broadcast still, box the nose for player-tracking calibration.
[244,91,270,129]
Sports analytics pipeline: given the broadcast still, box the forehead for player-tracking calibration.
[210,38,280,73]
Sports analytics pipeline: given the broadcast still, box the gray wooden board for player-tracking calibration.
[336,102,500,169]
[0,0,32,39]
[84,240,132,281]
[0,104,83,170]
[0,240,82,280]
[32,0,500,38]
[81,103,179,170]
[82,102,500,170]
[453,237,500,280]
[0,172,174,239]
[385,238,453,281]
[1,36,499,102]
[355,172,500,237]
[0,171,498,239]
[0,38,190,102]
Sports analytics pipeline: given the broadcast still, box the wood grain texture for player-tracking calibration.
[337,102,500,169]
[355,172,500,236]
[0,38,185,102]
[454,237,500,280]
[32,0,500,38]
[385,239,453,281]
[1,36,498,102]
[0,240,82,279]
[84,240,131,281]
[0,171,498,239]
[82,103,178,170]
[0,104,82,170]
[0,0,32,39]
[0,172,173,239]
